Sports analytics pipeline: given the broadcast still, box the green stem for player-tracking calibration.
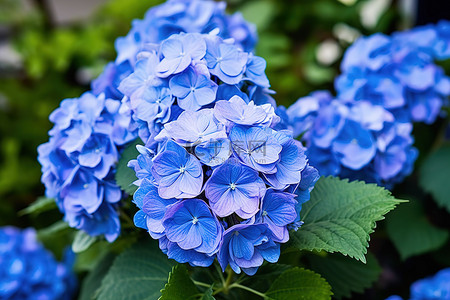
[214,262,226,286]
[192,280,211,288]
[229,284,268,299]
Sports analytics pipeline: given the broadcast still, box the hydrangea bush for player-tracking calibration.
[0,227,76,300]
[25,0,450,299]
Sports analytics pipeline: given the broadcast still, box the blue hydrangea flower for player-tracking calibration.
[217,223,280,276]
[132,99,318,273]
[0,227,76,300]
[386,268,450,300]
[119,32,272,146]
[335,25,450,124]
[38,92,132,241]
[287,91,418,188]
[255,190,297,243]
[151,140,204,199]
[40,0,261,243]
[205,161,266,218]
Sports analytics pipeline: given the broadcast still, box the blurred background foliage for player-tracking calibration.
[0,0,448,299]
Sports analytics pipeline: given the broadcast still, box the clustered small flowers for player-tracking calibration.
[335,21,450,124]
[0,227,76,299]
[38,0,259,241]
[118,31,273,146]
[130,97,318,274]
[286,91,417,188]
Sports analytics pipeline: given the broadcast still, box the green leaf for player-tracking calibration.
[19,197,57,216]
[97,241,175,300]
[307,253,381,299]
[160,264,199,300]
[386,201,449,260]
[115,138,143,195]
[72,231,98,253]
[266,267,332,300]
[289,176,404,262]
[242,264,293,293]
[79,253,115,300]
[200,286,215,300]
[420,144,450,213]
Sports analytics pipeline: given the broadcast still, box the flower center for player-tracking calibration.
[351,138,358,145]
[230,183,237,190]
[190,87,195,93]
[216,56,223,63]
[95,148,101,153]
[234,231,239,236]
[262,210,268,217]
[192,217,199,225]
[179,166,186,173]
[83,184,89,189]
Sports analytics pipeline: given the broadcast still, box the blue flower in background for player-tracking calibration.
[288,91,418,188]
[0,227,76,300]
[217,223,280,276]
[335,25,450,124]
[386,268,450,300]
[132,99,318,273]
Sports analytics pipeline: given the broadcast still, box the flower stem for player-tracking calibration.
[229,283,268,299]
[192,280,212,288]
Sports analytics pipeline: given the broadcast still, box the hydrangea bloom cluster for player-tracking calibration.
[0,227,76,300]
[130,97,319,275]
[335,22,450,124]
[286,91,417,187]
[386,268,450,300]
[38,92,134,242]
[39,0,259,241]
[118,31,273,145]
[92,0,257,102]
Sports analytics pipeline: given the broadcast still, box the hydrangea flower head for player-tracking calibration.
[39,0,260,242]
[335,24,450,124]
[130,98,318,274]
[38,92,133,241]
[0,227,76,300]
[287,91,418,188]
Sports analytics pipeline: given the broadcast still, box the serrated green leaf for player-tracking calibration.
[160,264,199,300]
[290,176,404,262]
[72,231,98,253]
[307,253,381,299]
[420,145,450,213]
[19,197,57,216]
[115,138,143,195]
[386,201,449,260]
[79,253,115,300]
[97,241,175,300]
[266,267,332,300]
[242,264,293,293]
